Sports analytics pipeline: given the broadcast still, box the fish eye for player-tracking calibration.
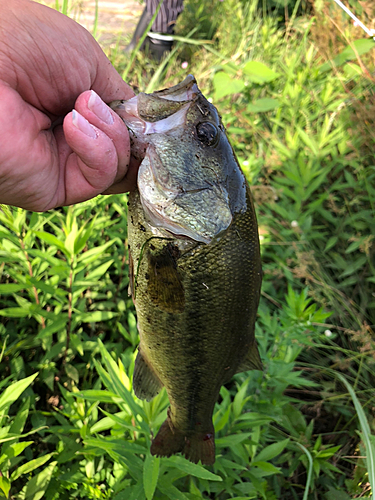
[196,122,218,146]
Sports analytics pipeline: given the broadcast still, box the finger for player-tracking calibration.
[74,90,131,183]
[102,155,139,194]
[61,110,125,205]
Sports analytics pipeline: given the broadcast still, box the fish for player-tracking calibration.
[110,75,262,465]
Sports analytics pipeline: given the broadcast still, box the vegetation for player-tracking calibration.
[0,0,374,498]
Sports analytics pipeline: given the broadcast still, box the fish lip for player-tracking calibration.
[154,75,199,101]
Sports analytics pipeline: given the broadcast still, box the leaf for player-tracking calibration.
[84,437,147,455]
[77,311,118,323]
[242,61,280,83]
[0,373,38,412]
[324,487,353,500]
[252,461,281,474]
[34,231,68,254]
[10,452,54,481]
[319,39,375,72]
[128,481,146,500]
[0,426,47,444]
[77,390,121,403]
[165,455,222,481]
[216,432,252,448]
[77,240,115,263]
[74,217,96,254]
[95,409,139,432]
[338,374,375,494]
[143,453,160,500]
[213,72,245,100]
[0,307,30,318]
[0,283,27,294]
[324,236,338,252]
[24,461,57,500]
[158,482,189,500]
[96,340,145,422]
[247,98,280,112]
[70,334,84,356]
[36,316,68,340]
[296,443,314,500]
[85,260,114,281]
[4,440,33,459]
[65,364,79,384]
[0,476,10,498]
[9,397,30,435]
[253,439,289,463]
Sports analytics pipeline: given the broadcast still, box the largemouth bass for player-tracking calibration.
[111,75,262,465]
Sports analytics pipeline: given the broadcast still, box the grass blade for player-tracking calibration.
[296,443,313,500]
[337,373,374,498]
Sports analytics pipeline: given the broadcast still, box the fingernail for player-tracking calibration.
[72,109,97,138]
[88,90,114,125]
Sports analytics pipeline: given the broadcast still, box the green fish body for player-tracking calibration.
[111,76,262,465]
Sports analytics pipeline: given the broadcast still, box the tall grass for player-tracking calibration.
[0,0,373,498]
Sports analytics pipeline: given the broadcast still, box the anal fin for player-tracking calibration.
[133,350,163,402]
[236,341,263,374]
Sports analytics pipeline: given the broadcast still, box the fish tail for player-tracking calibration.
[184,429,215,465]
[150,419,185,459]
[151,414,215,465]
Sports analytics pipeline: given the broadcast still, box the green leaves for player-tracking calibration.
[0,476,10,499]
[242,61,280,83]
[213,61,279,100]
[213,72,245,100]
[143,453,160,500]
[253,439,289,463]
[0,373,38,413]
[338,374,375,496]
[319,39,375,72]
[23,461,57,500]
[165,456,222,481]
[10,453,55,481]
[247,98,280,112]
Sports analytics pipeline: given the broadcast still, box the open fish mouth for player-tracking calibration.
[111,75,199,138]
[111,75,233,244]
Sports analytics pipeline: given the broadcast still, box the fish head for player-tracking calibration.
[111,75,247,244]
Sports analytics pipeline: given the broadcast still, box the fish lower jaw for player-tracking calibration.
[141,197,212,244]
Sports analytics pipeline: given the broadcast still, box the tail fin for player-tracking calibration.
[150,414,215,465]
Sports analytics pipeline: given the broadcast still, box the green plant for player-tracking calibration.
[1,0,374,497]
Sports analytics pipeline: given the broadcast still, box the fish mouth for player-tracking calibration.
[111,75,199,137]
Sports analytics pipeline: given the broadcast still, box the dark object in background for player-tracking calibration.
[125,0,184,61]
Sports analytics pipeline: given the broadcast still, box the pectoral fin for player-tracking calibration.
[133,350,163,402]
[147,243,185,313]
[236,341,263,374]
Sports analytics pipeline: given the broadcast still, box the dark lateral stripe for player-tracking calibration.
[147,0,184,34]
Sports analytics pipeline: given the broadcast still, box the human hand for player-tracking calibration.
[0,0,137,211]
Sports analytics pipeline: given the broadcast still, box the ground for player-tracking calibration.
[43,0,143,47]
